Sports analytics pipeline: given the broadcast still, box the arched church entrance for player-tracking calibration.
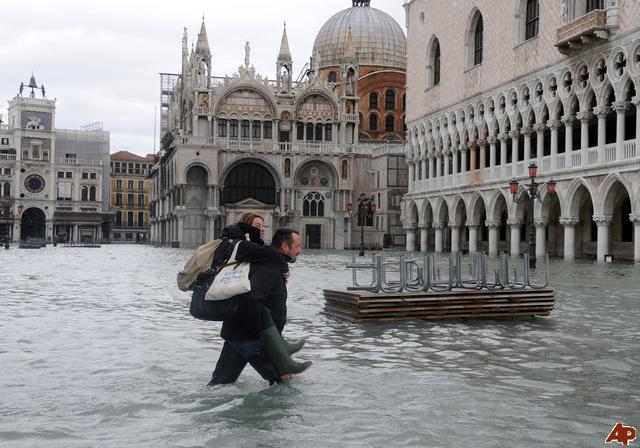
[223,162,276,205]
[21,207,46,240]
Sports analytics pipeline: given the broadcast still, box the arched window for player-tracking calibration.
[303,192,325,217]
[369,92,378,109]
[341,160,348,179]
[81,186,88,201]
[431,38,441,86]
[369,113,378,131]
[328,71,337,83]
[525,0,539,40]
[473,15,483,65]
[385,114,395,132]
[89,186,96,202]
[284,158,291,177]
[385,90,396,110]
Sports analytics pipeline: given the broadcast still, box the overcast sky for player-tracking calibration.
[0,0,406,156]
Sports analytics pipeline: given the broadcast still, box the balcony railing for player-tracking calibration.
[556,9,608,53]
[0,154,16,160]
[412,139,639,193]
[55,158,103,166]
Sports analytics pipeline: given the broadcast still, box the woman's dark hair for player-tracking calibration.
[271,228,299,248]
[238,213,263,227]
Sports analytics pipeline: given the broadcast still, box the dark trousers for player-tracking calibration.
[209,341,281,386]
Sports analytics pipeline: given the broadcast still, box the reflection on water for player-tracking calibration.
[1,246,639,447]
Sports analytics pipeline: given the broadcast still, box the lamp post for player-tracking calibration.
[271,203,295,228]
[351,193,376,257]
[509,162,556,269]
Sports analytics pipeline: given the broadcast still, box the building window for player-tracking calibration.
[296,122,304,140]
[115,212,122,226]
[113,232,121,241]
[89,186,96,201]
[0,138,8,145]
[369,92,378,109]
[241,120,250,139]
[431,38,441,86]
[230,120,238,138]
[306,123,314,141]
[65,172,72,179]
[65,153,76,159]
[127,194,134,206]
[473,15,483,65]
[128,212,134,227]
[128,180,134,190]
[284,158,291,177]
[116,194,122,206]
[58,171,64,178]
[138,195,144,207]
[341,160,348,179]
[385,114,395,132]
[252,121,261,139]
[135,164,140,175]
[218,119,227,137]
[315,123,323,141]
[328,71,337,83]
[303,192,325,217]
[138,212,144,227]
[82,172,89,179]
[586,0,604,12]
[116,180,122,190]
[263,121,272,139]
[525,0,539,40]
[369,113,378,131]
[114,162,120,173]
[81,186,88,201]
[324,124,332,141]
[138,181,144,191]
[385,90,396,110]
[90,172,96,179]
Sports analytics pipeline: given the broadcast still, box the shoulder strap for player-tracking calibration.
[227,240,241,264]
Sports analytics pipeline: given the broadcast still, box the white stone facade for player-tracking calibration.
[403,0,640,261]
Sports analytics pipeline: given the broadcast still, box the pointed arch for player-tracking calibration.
[564,177,596,218]
[487,188,510,221]
[596,173,635,216]
[420,199,434,227]
[468,191,487,222]
[450,194,467,225]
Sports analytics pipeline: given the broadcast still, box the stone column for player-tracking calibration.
[631,214,640,262]
[466,220,479,254]
[577,111,592,151]
[177,216,185,246]
[420,226,429,253]
[509,130,519,173]
[522,127,532,161]
[429,154,435,178]
[560,217,579,260]
[421,158,427,181]
[633,96,640,146]
[405,227,417,252]
[434,223,444,253]
[534,123,545,162]
[499,134,508,167]
[73,224,79,243]
[613,101,629,161]
[469,142,477,171]
[594,106,610,162]
[507,218,521,256]
[450,224,460,253]
[435,154,442,178]
[562,115,576,166]
[486,220,499,256]
[452,149,459,176]
[460,148,467,174]
[408,163,415,192]
[444,151,450,177]
[547,120,559,169]
[535,220,547,258]
[593,215,612,262]
[488,136,496,169]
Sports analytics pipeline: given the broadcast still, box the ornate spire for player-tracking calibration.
[344,26,355,62]
[278,22,292,62]
[195,17,210,56]
[182,27,188,62]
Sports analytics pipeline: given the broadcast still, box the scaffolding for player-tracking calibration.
[159,73,179,145]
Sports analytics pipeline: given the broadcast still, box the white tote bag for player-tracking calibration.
[205,241,251,301]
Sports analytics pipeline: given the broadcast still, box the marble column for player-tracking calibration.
[577,111,592,151]
[499,134,508,167]
[631,214,640,262]
[562,115,576,167]
[434,223,444,253]
[507,218,521,256]
[486,220,499,256]
[420,226,429,253]
[460,149,467,174]
[509,130,519,175]
[488,136,496,170]
[633,96,640,146]
[452,150,459,176]
[593,215,612,262]
[450,224,460,254]
[547,120,559,169]
[560,217,579,260]
[535,220,547,259]
[534,123,545,163]
[466,220,479,254]
[594,106,610,163]
[522,127,532,161]
[613,101,629,161]
[405,227,416,252]
[421,158,428,181]
[429,154,435,178]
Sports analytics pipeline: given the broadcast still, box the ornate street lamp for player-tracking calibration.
[509,162,556,269]
[355,193,376,257]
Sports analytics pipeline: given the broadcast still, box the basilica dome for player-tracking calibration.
[312,3,406,70]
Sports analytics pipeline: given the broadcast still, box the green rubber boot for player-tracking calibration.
[259,326,312,380]
[284,337,305,355]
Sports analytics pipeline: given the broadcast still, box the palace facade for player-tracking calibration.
[402,0,640,261]
[150,2,408,249]
[0,76,112,243]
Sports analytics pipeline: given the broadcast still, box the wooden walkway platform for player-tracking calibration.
[323,288,555,323]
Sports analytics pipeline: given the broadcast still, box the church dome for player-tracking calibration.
[312,3,406,70]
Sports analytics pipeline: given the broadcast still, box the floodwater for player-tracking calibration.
[1,245,639,448]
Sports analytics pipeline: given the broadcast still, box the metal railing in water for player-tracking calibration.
[347,252,550,293]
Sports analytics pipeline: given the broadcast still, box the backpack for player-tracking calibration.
[176,239,222,291]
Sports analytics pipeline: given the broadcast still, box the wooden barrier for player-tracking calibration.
[323,288,555,323]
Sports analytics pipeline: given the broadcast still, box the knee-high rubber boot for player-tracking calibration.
[259,326,312,380]
[283,336,305,355]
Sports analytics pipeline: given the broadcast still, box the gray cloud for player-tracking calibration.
[0,0,406,156]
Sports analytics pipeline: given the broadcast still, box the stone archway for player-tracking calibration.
[20,207,46,240]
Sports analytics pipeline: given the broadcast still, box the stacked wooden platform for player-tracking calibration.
[323,288,555,323]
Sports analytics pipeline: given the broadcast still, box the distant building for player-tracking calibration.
[0,75,112,242]
[150,1,408,249]
[110,151,156,243]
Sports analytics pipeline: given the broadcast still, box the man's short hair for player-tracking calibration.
[271,228,299,248]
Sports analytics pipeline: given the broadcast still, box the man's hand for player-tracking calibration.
[283,270,291,282]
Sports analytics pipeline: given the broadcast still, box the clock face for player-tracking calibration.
[24,174,46,194]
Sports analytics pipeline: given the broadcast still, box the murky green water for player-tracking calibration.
[1,246,638,447]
